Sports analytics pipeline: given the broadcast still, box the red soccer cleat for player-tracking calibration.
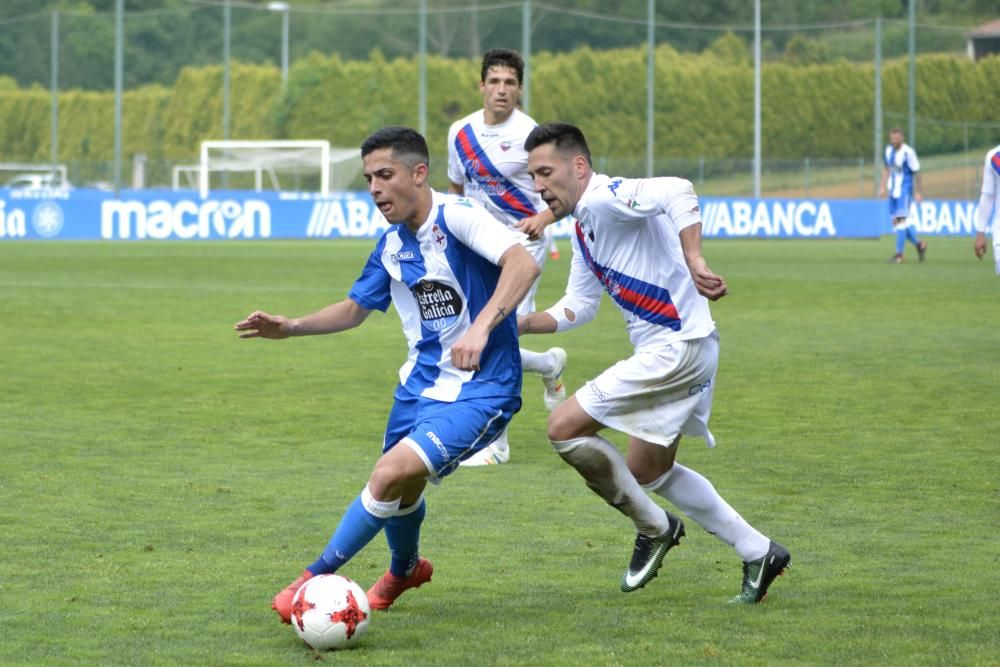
[271,569,313,624]
[366,558,434,610]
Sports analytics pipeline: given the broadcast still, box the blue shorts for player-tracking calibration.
[888,195,912,222]
[383,393,520,481]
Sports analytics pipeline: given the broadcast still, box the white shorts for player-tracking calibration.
[575,331,719,448]
[516,235,548,316]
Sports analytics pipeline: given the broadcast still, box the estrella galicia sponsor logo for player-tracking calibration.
[425,430,449,461]
[101,199,271,239]
[413,280,463,332]
[32,201,64,238]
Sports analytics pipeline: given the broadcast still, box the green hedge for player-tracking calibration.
[1,47,998,170]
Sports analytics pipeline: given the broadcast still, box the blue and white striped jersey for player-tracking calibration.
[349,191,523,403]
[884,142,920,199]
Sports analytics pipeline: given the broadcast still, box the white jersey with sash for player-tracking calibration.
[446,108,546,229]
[349,191,523,403]
[565,173,716,351]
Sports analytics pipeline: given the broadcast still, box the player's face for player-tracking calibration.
[363,148,427,225]
[889,131,903,149]
[479,65,521,124]
[527,143,586,220]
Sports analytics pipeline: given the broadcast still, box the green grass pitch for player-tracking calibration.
[1,237,997,665]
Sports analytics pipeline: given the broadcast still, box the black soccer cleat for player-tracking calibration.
[917,241,928,262]
[620,512,685,592]
[729,540,791,604]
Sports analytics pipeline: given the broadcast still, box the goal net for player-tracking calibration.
[191,140,362,198]
[1,162,70,189]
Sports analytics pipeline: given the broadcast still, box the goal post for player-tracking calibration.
[198,140,363,198]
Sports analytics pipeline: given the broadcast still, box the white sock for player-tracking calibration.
[490,425,510,452]
[520,348,556,375]
[552,435,669,537]
[643,464,769,561]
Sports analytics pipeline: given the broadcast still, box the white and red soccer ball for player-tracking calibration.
[290,574,371,651]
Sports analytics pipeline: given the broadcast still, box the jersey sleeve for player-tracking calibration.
[347,244,392,312]
[545,231,603,331]
[976,152,999,233]
[443,198,522,265]
[906,147,920,172]
[594,177,702,231]
[446,122,465,186]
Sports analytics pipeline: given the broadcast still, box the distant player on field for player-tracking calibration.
[880,127,927,263]
[236,126,539,620]
[447,48,568,466]
[973,144,1000,273]
[519,122,790,604]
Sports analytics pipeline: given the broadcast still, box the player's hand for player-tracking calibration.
[914,192,923,204]
[451,327,488,372]
[879,186,886,198]
[687,256,728,301]
[235,310,293,339]
[514,213,548,241]
[975,232,987,259]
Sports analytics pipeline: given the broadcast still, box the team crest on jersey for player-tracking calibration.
[431,224,447,249]
[500,141,511,152]
[413,280,463,332]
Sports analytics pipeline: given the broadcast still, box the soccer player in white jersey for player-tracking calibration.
[519,122,790,604]
[974,144,1000,273]
[447,48,567,466]
[880,127,928,263]
[235,127,539,620]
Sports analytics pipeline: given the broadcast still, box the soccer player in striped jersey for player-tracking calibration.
[447,48,567,466]
[880,128,928,263]
[974,144,1000,273]
[236,126,539,619]
[519,122,790,604]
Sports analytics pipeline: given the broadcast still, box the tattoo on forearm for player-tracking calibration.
[496,306,507,321]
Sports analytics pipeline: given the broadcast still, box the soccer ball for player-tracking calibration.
[290,574,371,651]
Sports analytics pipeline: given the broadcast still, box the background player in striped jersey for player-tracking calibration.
[974,144,1000,273]
[447,48,567,466]
[880,128,928,263]
[236,126,539,619]
[519,122,790,604]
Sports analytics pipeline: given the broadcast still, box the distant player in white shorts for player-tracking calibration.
[974,144,1000,273]
[447,48,567,466]
[519,122,790,604]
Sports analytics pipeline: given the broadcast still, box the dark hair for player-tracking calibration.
[360,126,429,168]
[481,48,524,85]
[525,122,592,166]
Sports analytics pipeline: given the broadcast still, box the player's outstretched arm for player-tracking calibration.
[451,244,540,371]
[235,299,371,340]
[679,223,728,301]
[514,208,557,241]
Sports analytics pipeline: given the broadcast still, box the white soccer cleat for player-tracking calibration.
[541,347,567,412]
[459,441,510,466]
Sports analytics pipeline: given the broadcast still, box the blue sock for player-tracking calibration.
[307,495,389,575]
[895,228,906,255]
[385,498,426,577]
[905,227,920,246]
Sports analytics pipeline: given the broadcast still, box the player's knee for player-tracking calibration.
[368,456,419,500]
[546,406,580,443]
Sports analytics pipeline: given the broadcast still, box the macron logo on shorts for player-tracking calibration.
[425,430,449,461]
